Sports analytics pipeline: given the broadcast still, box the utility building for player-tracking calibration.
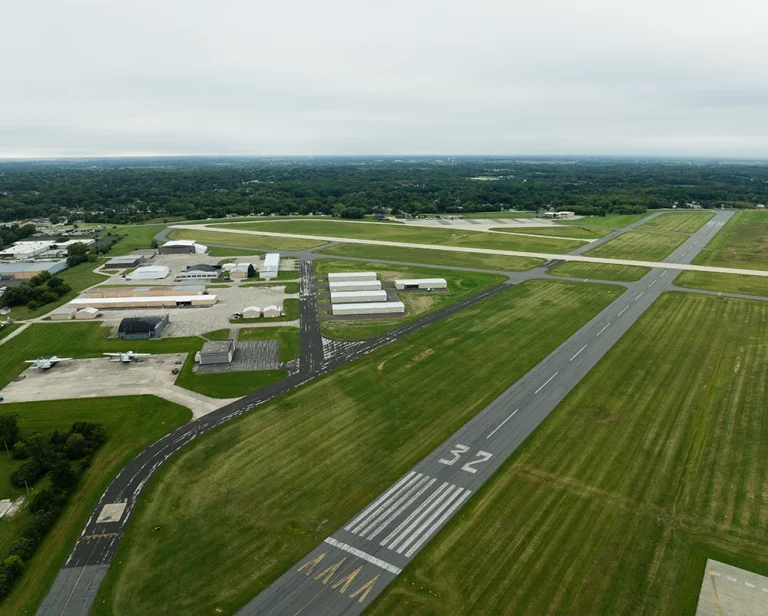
[118,315,169,339]
[328,280,382,292]
[262,305,282,318]
[332,301,405,316]
[243,306,261,318]
[198,340,235,365]
[259,253,280,279]
[394,278,447,290]
[229,264,251,280]
[327,272,377,282]
[330,290,388,304]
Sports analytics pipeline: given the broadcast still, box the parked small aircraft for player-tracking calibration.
[103,351,151,363]
[24,356,73,370]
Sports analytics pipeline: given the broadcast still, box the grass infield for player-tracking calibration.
[693,210,768,271]
[548,261,650,282]
[636,211,714,234]
[584,231,687,261]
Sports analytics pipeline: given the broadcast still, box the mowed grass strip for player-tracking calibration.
[557,213,651,228]
[549,261,650,282]
[92,279,623,616]
[214,220,586,253]
[107,225,164,255]
[584,231,687,261]
[637,211,714,234]
[166,228,327,251]
[490,226,612,239]
[674,271,768,297]
[0,397,190,615]
[317,243,544,271]
[370,292,768,615]
[693,210,768,271]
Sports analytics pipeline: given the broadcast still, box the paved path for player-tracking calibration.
[236,211,733,615]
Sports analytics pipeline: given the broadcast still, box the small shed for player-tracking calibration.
[75,307,100,320]
[262,305,282,318]
[50,305,77,321]
[243,306,261,318]
[199,340,235,365]
[229,264,251,280]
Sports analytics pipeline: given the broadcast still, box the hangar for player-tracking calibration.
[0,260,67,281]
[75,307,100,320]
[50,305,77,321]
[126,265,170,281]
[329,280,382,292]
[158,240,207,255]
[394,278,447,290]
[70,294,217,309]
[259,253,280,279]
[104,254,143,269]
[85,285,205,298]
[327,272,377,282]
[178,264,221,280]
[262,305,281,318]
[229,264,252,280]
[118,315,169,339]
[330,290,388,303]
[243,306,261,318]
[332,301,405,316]
[198,340,235,365]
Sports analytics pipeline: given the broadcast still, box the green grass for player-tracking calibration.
[557,213,651,228]
[490,226,612,239]
[239,327,300,362]
[214,220,586,253]
[166,228,326,251]
[7,259,111,321]
[317,243,544,271]
[202,329,230,341]
[0,323,22,341]
[105,225,164,255]
[314,259,506,340]
[174,352,285,398]
[369,292,768,615]
[637,211,714,234]
[549,261,650,282]
[585,231,687,261]
[0,396,190,615]
[239,282,299,293]
[674,271,768,297]
[693,211,768,271]
[92,279,623,616]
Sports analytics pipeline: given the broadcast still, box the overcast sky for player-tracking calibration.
[2,0,766,158]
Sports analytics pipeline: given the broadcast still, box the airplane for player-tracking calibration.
[103,351,151,363]
[24,356,73,370]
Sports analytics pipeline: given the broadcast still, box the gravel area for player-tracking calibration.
[194,340,280,373]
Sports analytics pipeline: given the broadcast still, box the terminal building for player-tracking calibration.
[327,272,377,283]
[332,301,405,316]
[394,278,447,290]
[259,253,280,279]
[118,315,170,339]
[330,290,388,304]
[328,280,382,292]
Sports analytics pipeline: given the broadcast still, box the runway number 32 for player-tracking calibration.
[439,444,493,474]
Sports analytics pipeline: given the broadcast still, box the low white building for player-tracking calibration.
[329,280,382,292]
[327,272,377,282]
[74,307,100,320]
[330,290,388,303]
[126,265,170,280]
[394,278,447,290]
[260,253,280,279]
[332,301,405,316]
[262,305,282,318]
[159,240,207,255]
[0,240,53,259]
[243,305,261,318]
[70,294,216,309]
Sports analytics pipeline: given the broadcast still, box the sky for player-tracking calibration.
[1,0,767,158]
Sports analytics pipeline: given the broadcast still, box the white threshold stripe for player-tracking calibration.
[569,344,588,362]
[383,483,450,550]
[596,323,611,337]
[396,485,460,555]
[618,306,629,317]
[366,478,436,540]
[351,473,423,535]
[357,474,429,537]
[405,489,472,558]
[487,409,519,439]
[345,471,415,531]
[324,537,402,575]
[534,372,558,394]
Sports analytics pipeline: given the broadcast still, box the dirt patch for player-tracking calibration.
[402,294,438,315]
[443,337,458,346]
[410,348,434,364]
[377,360,387,371]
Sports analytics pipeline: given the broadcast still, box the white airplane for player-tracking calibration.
[103,351,151,363]
[24,356,73,370]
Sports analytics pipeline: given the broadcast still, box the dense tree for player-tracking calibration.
[0,414,20,454]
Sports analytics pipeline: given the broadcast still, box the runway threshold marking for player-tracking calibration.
[535,372,558,394]
[569,345,588,362]
[323,538,402,574]
[596,323,611,337]
[487,409,519,438]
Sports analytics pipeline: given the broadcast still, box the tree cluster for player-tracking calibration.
[0,271,71,311]
[0,224,36,249]
[0,415,107,600]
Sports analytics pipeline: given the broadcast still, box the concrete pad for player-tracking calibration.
[0,355,236,419]
[696,559,768,616]
[0,500,11,518]
[97,503,126,524]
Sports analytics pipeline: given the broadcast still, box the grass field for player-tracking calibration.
[314,259,506,340]
[0,323,22,341]
[0,396,190,615]
[693,211,768,271]
[166,228,326,251]
[549,261,650,282]
[490,226,612,239]
[557,213,651,228]
[106,225,164,255]
[317,243,544,272]
[207,247,264,257]
[369,292,768,615]
[674,271,768,297]
[175,352,285,398]
[214,220,586,254]
[637,211,714,233]
[92,279,623,616]
[584,231,687,261]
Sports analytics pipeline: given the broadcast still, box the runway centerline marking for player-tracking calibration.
[634,292,645,302]
[596,323,611,337]
[660,271,667,277]
[487,409,519,439]
[618,306,629,317]
[569,345,588,362]
[649,280,657,288]
[534,372,558,394]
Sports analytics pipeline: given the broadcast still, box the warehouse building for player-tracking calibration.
[104,254,143,269]
[394,278,448,290]
[327,272,377,282]
[50,305,77,321]
[85,285,205,299]
[259,253,280,279]
[243,306,261,318]
[263,305,282,318]
[330,290,388,304]
[328,280,382,292]
[158,239,207,255]
[177,264,221,280]
[75,307,100,320]
[332,301,405,316]
[126,265,170,280]
[70,294,217,309]
[198,340,235,365]
[0,240,53,260]
[118,315,169,339]
[0,260,67,281]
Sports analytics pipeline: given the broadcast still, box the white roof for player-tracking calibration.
[71,295,216,305]
[243,305,261,312]
[78,307,100,314]
[127,265,170,279]
[263,253,280,267]
[328,272,377,280]
[333,301,405,310]
[330,290,387,299]
[396,278,447,285]
[162,240,197,247]
[263,304,280,311]
[329,280,382,289]
[232,263,250,272]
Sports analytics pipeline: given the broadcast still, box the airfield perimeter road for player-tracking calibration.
[237,211,733,615]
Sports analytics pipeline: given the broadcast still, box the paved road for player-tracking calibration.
[236,211,733,615]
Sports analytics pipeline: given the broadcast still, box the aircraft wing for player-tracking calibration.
[24,360,37,363]
[103,353,121,357]
[56,357,73,361]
